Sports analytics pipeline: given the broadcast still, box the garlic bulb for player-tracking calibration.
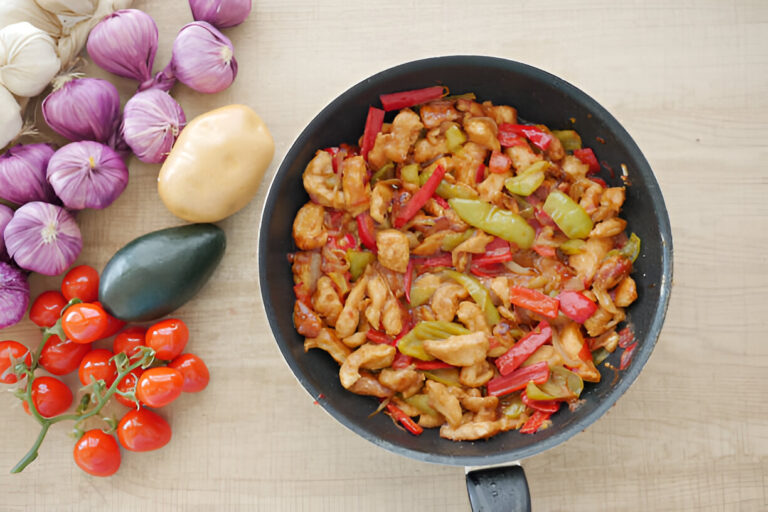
[0,0,62,37]
[0,22,60,98]
[0,86,23,149]
[35,0,99,17]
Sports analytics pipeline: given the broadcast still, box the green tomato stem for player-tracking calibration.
[10,348,154,474]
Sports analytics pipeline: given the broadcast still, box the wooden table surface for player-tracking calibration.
[1,1,766,510]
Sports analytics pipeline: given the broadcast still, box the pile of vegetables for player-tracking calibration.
[1,0,260,329]
[1,264,210,476]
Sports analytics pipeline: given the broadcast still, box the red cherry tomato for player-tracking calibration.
[113,327,147,358]
[145,319,188,360]
[78,349,117,387]
[93,302,126,339]
[22,376,73,417]
[135,367,183,408]
[168,353,209,393]
[73,429,120,477]
[29,291,67,328]
[114,368,143,408]
[117,408,172,452]
[62,303,108,344]
[0,340,31,384]
[39,335,91,376]
[61,265,100,302]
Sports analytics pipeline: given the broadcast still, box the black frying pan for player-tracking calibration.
[258,56,673,511]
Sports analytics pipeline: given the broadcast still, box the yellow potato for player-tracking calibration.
[158,104,274,222]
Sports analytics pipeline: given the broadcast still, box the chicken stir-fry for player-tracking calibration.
[289,89,639,440]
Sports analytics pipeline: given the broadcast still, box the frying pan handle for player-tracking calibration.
[465,464,531,512]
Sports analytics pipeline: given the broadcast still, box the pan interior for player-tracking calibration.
[259,56,673,466]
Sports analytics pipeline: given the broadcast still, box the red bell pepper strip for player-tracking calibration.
[489,150,512,174]
[520,409,555,434]
[498,124,553,151]
[619,342,638,370]
[394,165,447,228]
[573,147,600,173]
[578,341,593,363]
[618,326,635,348]
[392,351,413,369]
[521,392,561,413]
[557,290,598,323]
[417,253,453,268]
[532,245,556,259]
[361,106,385,160]
[404,259,414,304]
[495,321,552,376]
[323,147,342,173]
[590,176,607,188]
[356,212,378,253]
[330,233,357,251]
[470,263,508,278]
[379,86,445,112]
[413,360,455,370]
[475,163,486,184]
[433,195,450,209]
[385,403,423,435]
[487,361,550,397]
[509,286,560,319]
[472,251,513,266]
[366,329,393,345]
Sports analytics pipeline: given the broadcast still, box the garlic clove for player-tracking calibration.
[122,89,186,164]
[0,0,62,37]
[4,202,82,276]
[0,261,29,328]
[189,0,252,29]
[0,22,61,98]
[0,85,22,149]
[171,21,237,94]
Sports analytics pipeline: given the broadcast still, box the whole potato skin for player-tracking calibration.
[158,104,275,222]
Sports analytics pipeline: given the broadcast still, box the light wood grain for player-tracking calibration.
[1,0,767,510]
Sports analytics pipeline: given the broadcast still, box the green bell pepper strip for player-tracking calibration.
[525,366,584,401]
[445,270,500,326]
[502,395,526,419]
[559,239,585,255]
[448,198,535,249]
[422,368,462,387]
[620,233,641,263]
[401,163,420,185]
[409,283,438,307]
[551,130,582,151]
[346,250,375,280]
[396,321,470,361]
[420,166,478,200]
[394,165,447,228]
[371,162,394,184]
[441,230,473,251]
[504,161,548,196]
[445,124,466,153]
[542,190,594,239]
[404,394,438,416]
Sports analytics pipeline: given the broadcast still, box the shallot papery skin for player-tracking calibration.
[42,77,121,143]
[0,261,29,328]
[171,21,238,94]
[0,143,57,205]
[86,9,158,85]
[189,0,252,29]
[46,141,129,210]
[122,89,186,163]
[4,202,82,276]
[0,205,12,261]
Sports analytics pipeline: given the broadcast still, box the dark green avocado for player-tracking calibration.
[99,223,226,322]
